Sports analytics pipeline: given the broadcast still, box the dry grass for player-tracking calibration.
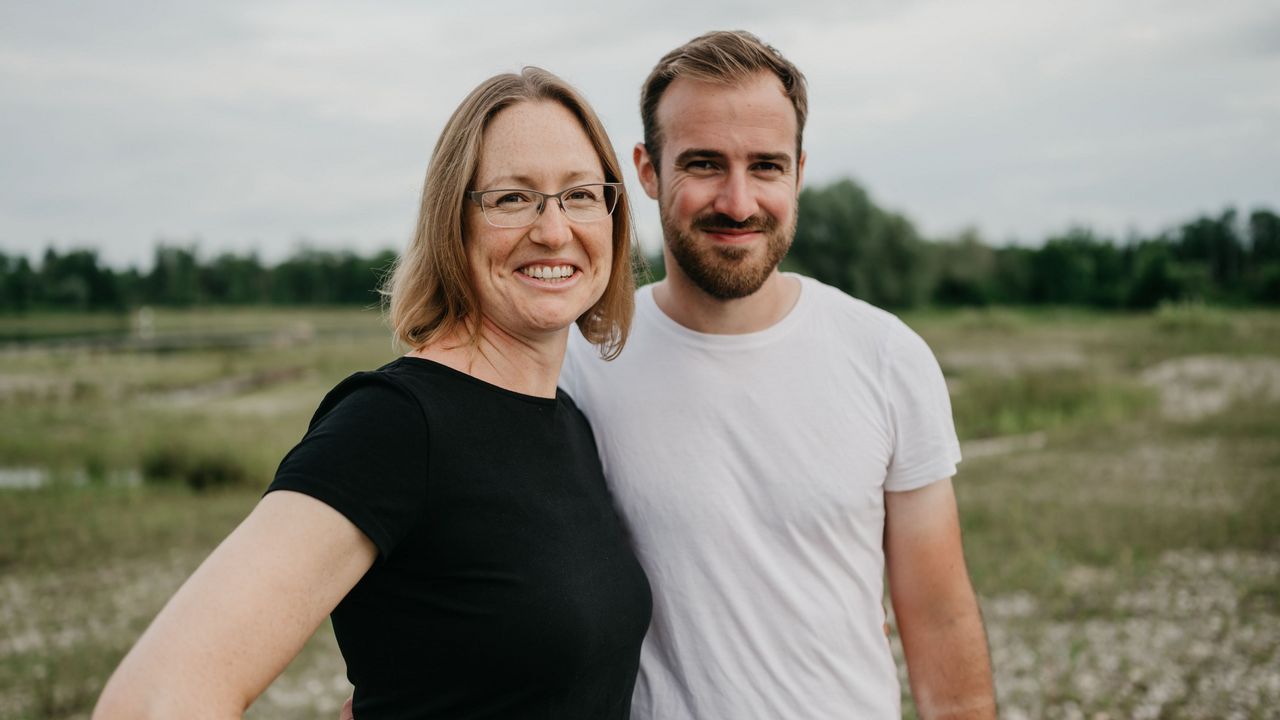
[2,306,1278,718]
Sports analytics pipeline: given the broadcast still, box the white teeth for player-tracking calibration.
[520,265,575,280]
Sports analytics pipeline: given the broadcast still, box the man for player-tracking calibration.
[560,31,996,719]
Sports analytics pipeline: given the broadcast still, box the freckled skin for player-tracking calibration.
[467,101,612,343]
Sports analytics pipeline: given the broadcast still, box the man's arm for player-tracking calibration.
[885,477,996,720]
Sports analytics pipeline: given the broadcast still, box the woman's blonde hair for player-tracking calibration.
[385,67,635,359]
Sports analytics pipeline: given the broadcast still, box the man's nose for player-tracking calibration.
[712,169,759,222]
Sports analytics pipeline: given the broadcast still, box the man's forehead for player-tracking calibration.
[656,73,797,156]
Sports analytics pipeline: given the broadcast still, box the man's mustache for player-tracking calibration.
[692,213,777,234]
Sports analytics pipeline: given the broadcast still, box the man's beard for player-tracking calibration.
[662,205,796,300]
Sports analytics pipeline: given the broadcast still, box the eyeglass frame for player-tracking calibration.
[466,182,624,229]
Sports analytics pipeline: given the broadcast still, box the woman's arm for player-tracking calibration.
[93,490,377,720]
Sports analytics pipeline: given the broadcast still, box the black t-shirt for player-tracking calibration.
[267,357,652,719]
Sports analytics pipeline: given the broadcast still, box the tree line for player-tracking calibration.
[2,178,1277,312]
[0,245,398,311]
[786,180,1278,309]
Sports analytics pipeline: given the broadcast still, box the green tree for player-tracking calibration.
[1029,230,1096,305]
[0,253,39,311]
[1249,209,1280,262]
[38,248,123,310]
[930,230,995,306]
[201,252,268,304]
[790,178,927,308]
[147,244,201,306]
[1175,209,1245,298]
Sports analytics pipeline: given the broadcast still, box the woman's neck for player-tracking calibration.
[407,318,567,399]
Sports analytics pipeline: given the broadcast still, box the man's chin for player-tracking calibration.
[709,244,752,262]
[677,254,776,300]
[663,213,793,300]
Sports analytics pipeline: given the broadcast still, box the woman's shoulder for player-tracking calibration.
[310,359,423,427]
[313,356,471,424]
[315,356,567,430]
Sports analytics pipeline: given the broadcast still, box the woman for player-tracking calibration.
[93,68,652,719]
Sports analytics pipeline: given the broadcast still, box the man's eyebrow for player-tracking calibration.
[672,149,726,165]
[750,152,793,167]
[671,149,793,168]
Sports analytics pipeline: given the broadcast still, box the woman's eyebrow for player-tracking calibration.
[480,170,603,189]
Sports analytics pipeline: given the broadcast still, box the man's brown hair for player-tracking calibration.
[640,30,808,171]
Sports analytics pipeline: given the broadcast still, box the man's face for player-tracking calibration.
[636,72,805,300]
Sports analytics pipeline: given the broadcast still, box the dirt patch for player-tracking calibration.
[1140,355,1280,422]
[942,346,1088,377]
[152,366,307,408]
[962,432,1048,460]
[0,374,75,403]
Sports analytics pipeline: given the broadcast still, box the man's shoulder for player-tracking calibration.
[793,274,915,343]
[798,276,945,375]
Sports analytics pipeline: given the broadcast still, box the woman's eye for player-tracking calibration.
[494,192,532,207]
[566,188,599,202]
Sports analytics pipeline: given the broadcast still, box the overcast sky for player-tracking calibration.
[2,0,1277,268]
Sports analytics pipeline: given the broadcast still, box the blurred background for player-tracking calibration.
[1,2,1277,718]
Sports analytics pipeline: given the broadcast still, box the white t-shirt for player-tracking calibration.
[561,274,961,719]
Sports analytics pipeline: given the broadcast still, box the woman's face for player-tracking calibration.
[465,101,613,342]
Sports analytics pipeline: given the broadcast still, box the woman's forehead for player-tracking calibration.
[475,101,605,189]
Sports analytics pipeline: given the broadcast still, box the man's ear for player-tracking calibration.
[796,149,807,193]
[634,143,660,200]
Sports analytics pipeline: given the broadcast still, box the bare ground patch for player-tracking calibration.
[943,346,1089,377]
[1141,355,1280,422]
[891,550,1280,719]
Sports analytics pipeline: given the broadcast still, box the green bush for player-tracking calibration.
[141,444,249,491]
[950,369,1152,440]
[1152,300,1235,335]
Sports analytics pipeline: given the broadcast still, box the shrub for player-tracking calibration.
[141,444,249,491]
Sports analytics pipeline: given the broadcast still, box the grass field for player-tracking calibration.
[1,304,1277,719]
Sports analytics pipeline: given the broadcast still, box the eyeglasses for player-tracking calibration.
[467,182,623,228]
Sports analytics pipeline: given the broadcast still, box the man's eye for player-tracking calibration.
[754,162,783,173]
[685,160,717,172]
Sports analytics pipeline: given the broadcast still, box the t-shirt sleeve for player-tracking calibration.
[558,324,588,401]
[267,373,429,558]
[882,319,962,492]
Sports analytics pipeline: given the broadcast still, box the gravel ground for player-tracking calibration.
[893,550,1280,719]
[6,546,1275,718]
[0,550,353,720]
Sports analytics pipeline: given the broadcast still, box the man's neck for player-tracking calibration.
[653,268,801,335]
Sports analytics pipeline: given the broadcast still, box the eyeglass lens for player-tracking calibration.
[478,184,618,228]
